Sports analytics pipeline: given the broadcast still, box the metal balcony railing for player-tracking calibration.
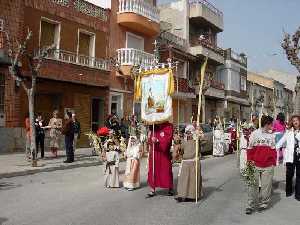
[230,50,247,66]
[190,36,225,57]
[36,49,110,71]
[118,0,160,23]
[117,48,155,67]
[51,0,108,21]
[189,0,223,17]
[160,31,188,50]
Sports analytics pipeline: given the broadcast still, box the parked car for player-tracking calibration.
[176,123,213,154]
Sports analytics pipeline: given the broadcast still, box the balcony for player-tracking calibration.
[225,48,247,67]
[118,0,160,36]
[189,0,224,32]
[189,37,225,65]
[159,31,188,51]
[117,48,155,76]
[51,0,108,21]
[37,49,110,71]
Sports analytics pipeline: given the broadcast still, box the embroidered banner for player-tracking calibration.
[140,69,174,124]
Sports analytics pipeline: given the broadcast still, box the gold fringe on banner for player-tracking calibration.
[133,68,174,102]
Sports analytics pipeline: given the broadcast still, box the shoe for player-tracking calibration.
[168,190,174,196]
[63,160,72,163]
[295,197,300,201]
[175,197,185,203]
[245,208,253,215]
[286,193,293,197]
[258,204,268,212]
[127,188,134,191]
[146,191,156,198]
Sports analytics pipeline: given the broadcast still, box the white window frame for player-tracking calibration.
[125,32,144,50]
[109,92,124,118]
[39,17,61,50]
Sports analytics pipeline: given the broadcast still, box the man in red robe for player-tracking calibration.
[146,122,174,198]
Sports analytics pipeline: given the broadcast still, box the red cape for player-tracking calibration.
[148,122,173,189]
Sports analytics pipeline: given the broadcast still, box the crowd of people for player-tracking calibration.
[24,110,300,210]
[25,110,81,163]
[238,113,300,215]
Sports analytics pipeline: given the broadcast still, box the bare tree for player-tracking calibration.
[2,28,54,166]
[282,26,300,114]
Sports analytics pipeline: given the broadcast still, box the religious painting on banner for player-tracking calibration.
[138,69,174,124]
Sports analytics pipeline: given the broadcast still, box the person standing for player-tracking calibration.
[103,139,120,188]
[62,112,75,163]
[35,113,45,159]
[273,113,286,165]
[246,115,277,214]
[123,136,143,191]
[213,117,225,157]
[25,114,31,160]
[48,110,62,157]
[72,113,81,152]
[276,115,300,201]
[146,122,174,198]
[175,129,203,202]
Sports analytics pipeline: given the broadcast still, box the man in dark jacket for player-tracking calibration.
[35,113,45,158]
[62,111,75,163]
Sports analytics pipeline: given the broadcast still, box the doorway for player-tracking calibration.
[109,92,123,119]
[91,98,104,132]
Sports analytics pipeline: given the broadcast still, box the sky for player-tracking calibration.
[158,0,300,75]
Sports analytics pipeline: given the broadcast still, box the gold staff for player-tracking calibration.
[195,56,208,203]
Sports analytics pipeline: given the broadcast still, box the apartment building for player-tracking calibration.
[247,72,294,119]
[159,0,226,122]
[217,48,249,120]
[109,0,159,118]
[0,0,111,150]
[158,30,197,124]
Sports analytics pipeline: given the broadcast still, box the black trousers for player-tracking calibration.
[65,136,74,162]
[286,161,300,199]
[36,135,45,158]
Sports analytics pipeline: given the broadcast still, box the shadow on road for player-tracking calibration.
[0,182,22,191]
[0,217,8,225]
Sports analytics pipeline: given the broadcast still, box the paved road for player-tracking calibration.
[0,155,299,225]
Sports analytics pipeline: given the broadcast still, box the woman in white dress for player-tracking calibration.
[213,119,225,157]
[123,136,143,191]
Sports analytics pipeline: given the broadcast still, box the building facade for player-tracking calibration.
[217,48,249,120]
[159,0,226,123]
[247,72,294,119]
[109,0,159,118]
[0,0,111,150]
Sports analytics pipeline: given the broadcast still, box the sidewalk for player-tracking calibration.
[0,148,102,179]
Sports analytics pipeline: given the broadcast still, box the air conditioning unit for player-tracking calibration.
[0,112,5,127]
[0,19,3,32]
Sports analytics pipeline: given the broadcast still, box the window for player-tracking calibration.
[126,32,144,50]
[78,30,95,57]
[240,76,247,91]
[109,92,123,119]
[0,73,4,113]
[40,19,60,49]
[175,59,187,79]
[0,18,4,49]
[0,18,3,31]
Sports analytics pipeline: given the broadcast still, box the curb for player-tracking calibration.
[0,160,103,179]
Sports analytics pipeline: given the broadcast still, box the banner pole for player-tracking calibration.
[195,57,208,203]
[152,123,155,189]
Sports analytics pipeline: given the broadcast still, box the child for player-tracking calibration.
[123,136,142,191]
[103,140,120,188]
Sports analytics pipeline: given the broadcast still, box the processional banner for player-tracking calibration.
[134,69,174,124]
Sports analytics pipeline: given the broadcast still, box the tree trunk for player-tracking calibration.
[28,89,37,163]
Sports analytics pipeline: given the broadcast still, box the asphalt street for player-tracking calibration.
[0,155,299,225]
